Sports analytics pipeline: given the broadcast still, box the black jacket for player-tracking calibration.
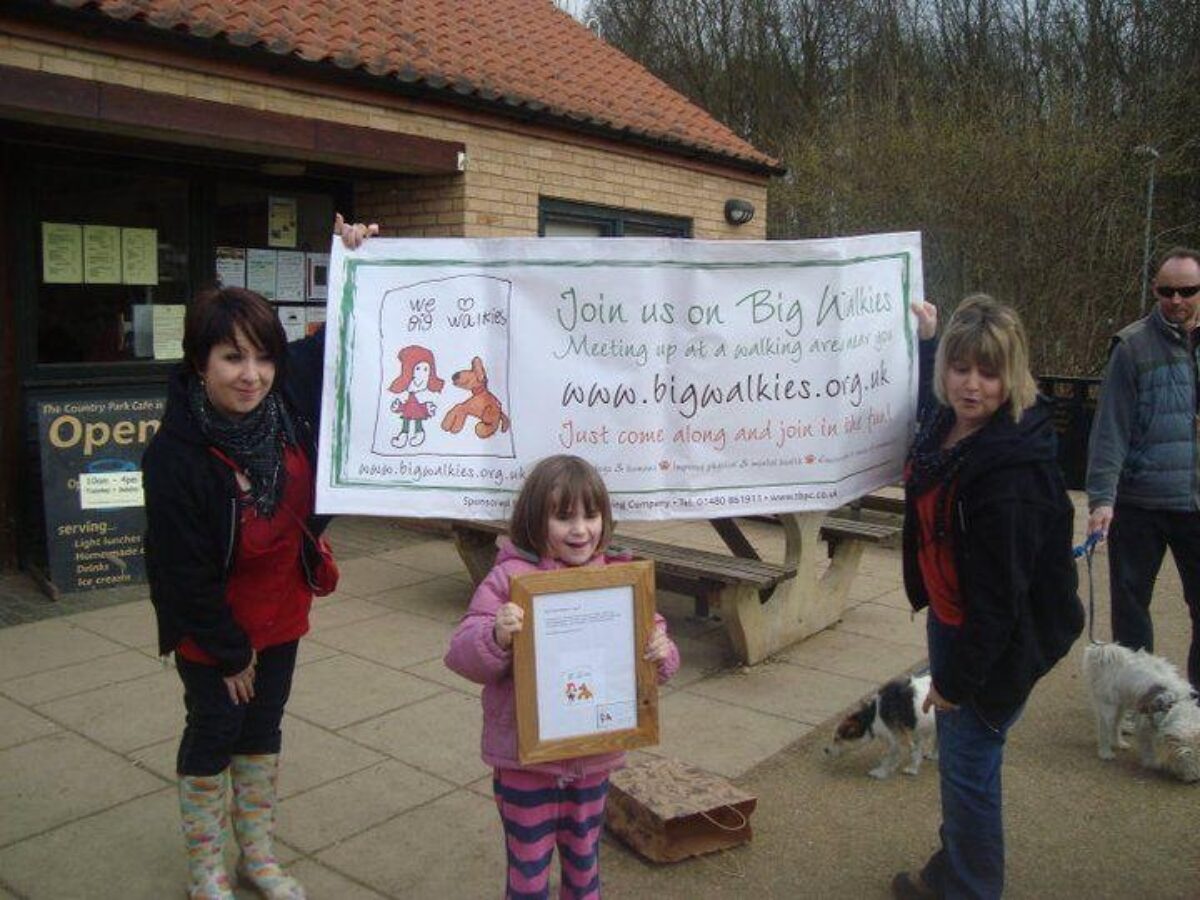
[142,330,327,675]
[903,348,1084,726]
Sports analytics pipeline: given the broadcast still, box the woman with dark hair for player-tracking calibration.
[143,285,329,900]
[892,296,1083,900]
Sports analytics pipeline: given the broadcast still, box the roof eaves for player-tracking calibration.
[17,0,784,176]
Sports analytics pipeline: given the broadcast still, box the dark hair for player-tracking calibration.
[183,287,287,381]
[509,455,613,558]
[1155,246,1200,274]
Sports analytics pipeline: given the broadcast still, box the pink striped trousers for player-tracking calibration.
[492,767,610,900]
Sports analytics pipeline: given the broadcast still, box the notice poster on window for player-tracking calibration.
[278,306,306,342]
[121,228,159,285]
[83,225,122,284]
[42,222,83,284]
[35,390,165,594]
[216,246,247,288]
[152,304,186,360]
[276,251,306,302]
[306,252,330,300]
[268,196,297,248]
[247,249,277,299]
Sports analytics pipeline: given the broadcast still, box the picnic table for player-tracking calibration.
[450,499,901,665]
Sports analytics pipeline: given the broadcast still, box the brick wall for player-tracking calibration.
[0,33,768,239]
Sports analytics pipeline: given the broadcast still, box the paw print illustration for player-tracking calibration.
[659,460,671,471]
[804,454,816,464]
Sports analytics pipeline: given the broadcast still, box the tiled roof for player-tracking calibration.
[42,0,781,173]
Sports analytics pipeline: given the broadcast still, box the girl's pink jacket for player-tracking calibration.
[444,539,680,778]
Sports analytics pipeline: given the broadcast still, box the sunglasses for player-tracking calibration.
[1154,284,1200,299]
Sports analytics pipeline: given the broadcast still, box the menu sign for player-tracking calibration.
[36,391,165,594]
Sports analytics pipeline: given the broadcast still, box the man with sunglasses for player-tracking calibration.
[1087,246,1200,691]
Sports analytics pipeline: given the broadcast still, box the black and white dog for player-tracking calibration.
[824,673,937,779]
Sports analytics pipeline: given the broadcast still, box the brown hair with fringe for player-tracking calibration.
[509,454,613,559]
[933,293,1038,422]
[183,287,287,382]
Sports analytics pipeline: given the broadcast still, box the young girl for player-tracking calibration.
[444,454,680,899]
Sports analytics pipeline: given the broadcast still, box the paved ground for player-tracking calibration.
[0,497,1195,898]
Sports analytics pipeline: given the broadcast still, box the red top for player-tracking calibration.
[177,445,314,666]
[914,482,964,626]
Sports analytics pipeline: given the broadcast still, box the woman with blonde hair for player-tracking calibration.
[893,296,1083,900]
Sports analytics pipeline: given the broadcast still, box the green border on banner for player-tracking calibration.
[329,250,914,494]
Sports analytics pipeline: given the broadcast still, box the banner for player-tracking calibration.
[317,233,923,520]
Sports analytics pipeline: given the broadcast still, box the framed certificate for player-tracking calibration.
[511,561,659,764]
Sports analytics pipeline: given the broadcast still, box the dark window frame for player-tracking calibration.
[538,197,692,238]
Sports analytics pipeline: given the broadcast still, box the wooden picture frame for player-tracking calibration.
[511,560,659,764]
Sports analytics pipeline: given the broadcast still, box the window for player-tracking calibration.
[19,144,348,372]
[34,163,190,364]
[539,198,691,238]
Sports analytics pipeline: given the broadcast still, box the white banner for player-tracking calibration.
[316,233,923,520]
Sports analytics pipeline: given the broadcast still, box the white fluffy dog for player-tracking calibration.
[1082,642,1199,782]
[824,673,937,779]
[1133,683,1200,783]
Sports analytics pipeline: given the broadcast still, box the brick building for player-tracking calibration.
[0,0,780,585]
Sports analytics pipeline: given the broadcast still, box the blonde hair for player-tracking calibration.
[933,293,1038,422]
[509,455,613,558]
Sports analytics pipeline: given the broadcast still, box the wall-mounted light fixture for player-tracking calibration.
[724,198,755,226]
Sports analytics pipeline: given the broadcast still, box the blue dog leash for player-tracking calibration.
[1073,531,1102,644]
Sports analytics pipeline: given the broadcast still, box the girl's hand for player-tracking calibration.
[643,625,671,663]
[223,650,257,705]
[494,602,524,649]
[910,300,938,340]
[334,212,379,249]
[922,683,958,713]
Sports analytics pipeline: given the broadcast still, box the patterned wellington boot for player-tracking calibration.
[230,754,306,900]
[178,772,235,900]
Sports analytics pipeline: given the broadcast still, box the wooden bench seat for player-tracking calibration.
[821,515,901,550]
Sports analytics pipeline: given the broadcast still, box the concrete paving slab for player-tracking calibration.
[333,557,439,599]
[277,759,454,853]
[0,788,180,900]
[285,859,390,900]
[126,736,177,781]
[0,619,128,681]
[374,539,475,577]
[295,637,341,667]
[0,694,60,749]
[341,691,488,786]
[648,690,815,778]
[774,627,927,684]
[308,596,394,632]
[401,657,482,697]
[838,600,928,647]
[0,648,163,706]
[666,631,738,691]
[65,600,158,648]
[286,654,445,730]
[274,716,385,800]
[688,659,876,725]
[847,569,903,603]
[313,610,450,669]
[34,668,183,753]
[0,731,164,846]
[315,789,504,898]
[362,574,474,623]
